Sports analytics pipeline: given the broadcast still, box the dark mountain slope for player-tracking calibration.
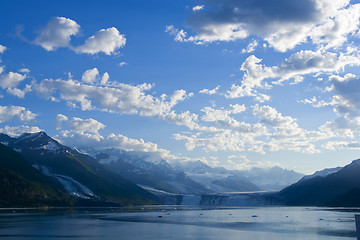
[0,143,75,207]
[278,159,360,207]
[0,132,158,206]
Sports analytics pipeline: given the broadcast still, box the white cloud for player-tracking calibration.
[18,68,30,73]
[76,27,126,55]
[199,85,220,95]
[201,104,246,122]
[7,84,32,98]
[0,72,27,89]
[192,5,204,12]
[35,78,193,120]
[0,125,43,137]
[226,49,360,99]
[101,72,109,85]
[241,39,258,53]
[0,105,36,123]
[329,74,360,115]
[161,110,199,130]
[323,141,360,150]
[168,0,360,52]
[119,62,127,67]
[0,45,6,54]
[82,68,99,84]
[35,17,80,51]
[56,114,105,135]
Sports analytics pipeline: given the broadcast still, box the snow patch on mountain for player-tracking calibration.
[54,174,97,199]
[32,164,98,199]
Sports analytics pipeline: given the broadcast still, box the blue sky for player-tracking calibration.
[1,0,360,174]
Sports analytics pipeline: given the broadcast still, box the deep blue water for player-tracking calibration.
[0,207,358,239]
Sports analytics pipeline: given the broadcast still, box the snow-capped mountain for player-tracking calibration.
[0,132,158,206]
[0,142,74,207]
[90,148,211,195]
[241,166,304,191]
[174,160,260,192]
[174,161,304,192]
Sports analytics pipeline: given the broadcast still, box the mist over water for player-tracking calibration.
[0,207,357,240]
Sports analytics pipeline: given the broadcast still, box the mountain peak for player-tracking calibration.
[18,131,48,140]
[350,159,360,165]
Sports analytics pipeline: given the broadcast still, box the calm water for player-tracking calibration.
[0,207,358,239]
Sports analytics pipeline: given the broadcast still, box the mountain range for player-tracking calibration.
[278,160,360,207]
[3,131,348,208]
[174,160,304,192]
[0,132,158,207]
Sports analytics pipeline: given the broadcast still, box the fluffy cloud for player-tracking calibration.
[323,141,360,150]
[192,5,204,12]
[0,45,6,54]
[35,17,80,51]
[161,110,199,130]
[76,27,126,55]
[241,39,258,53]
[329,74,360,115]
[101,72,109,85]
[226,49,360,99]
[0,105,36,123]
[35,78,193,122]
[34,17,125,56]
[168,0,360,52]
[0,72,27,89]
[119,62,127,67]
[201,104,246,122]
[199,85,220,95]
[82,68,99,84]
[174,103,331,154]
[0,125,43,137]
[306,74,360,139]
[56,114,105,135]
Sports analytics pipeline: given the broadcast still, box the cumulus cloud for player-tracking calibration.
[76,27,126,55]
[0,45,6,54]
[35,17,80,51]
[101,72,109,85]
[201,104,246,122]
[119,62,127,67]
[226,49,360,99]
[241,39,258,53]
[82,68,99,84]
[174,103,331,154]
[0,105,36,123]
[199,85,220,95]
[0,71,27,89]
[56,114,105,135]
[34,17,126,56]
[34,77,194,129]
[0,125,43,137]
[192,5,204,12]
[329,74,360,115]
[168,0,360,52]
[323,141,360,150]
[6,84,32,98]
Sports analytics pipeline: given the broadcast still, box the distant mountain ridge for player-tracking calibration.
[0,132,158,206]
[91,148,211,195]
[174,160,304,192]
[278,159,360,207]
